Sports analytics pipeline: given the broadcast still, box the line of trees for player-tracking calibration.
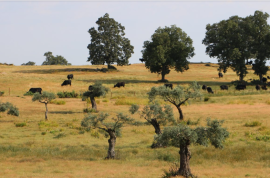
[88,11,270,82]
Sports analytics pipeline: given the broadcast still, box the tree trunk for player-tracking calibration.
[259,73,263,83]
[177,106,184,120]
[161,72,166,81]
[105,129,116,159]
[90,96,97,111]
[150,119,161,134]
[45,103,48,121]
[178,140,193,177]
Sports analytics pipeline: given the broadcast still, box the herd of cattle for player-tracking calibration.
[28,73,270,95]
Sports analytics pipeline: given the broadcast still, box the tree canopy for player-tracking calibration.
[82,81,109,111]
[42,51,71,65]
[141,25,195,81]
[156,119,229,177]
[148,81,202,120]
[202,10,270,81]
[81,112,133,159]
[21,61,35,66]
[87,13,134,68]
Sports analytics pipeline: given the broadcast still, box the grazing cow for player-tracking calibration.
[235,84,246,90]
[67,74,73,80]
[61,80,71,86]
[164,83,173,89]
[220,85,228,90]
[256,85,261,91]
[207,87,214,94]
[139,58,145,63]
[218,72,223,78]
[262,77,267,83]
[29,88,42,94]
[202,85,207,90]
[88,85,93,91]
[114,82,125,88]
[262,85,267,90]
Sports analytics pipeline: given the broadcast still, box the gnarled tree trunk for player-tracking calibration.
[178,140,193,177]
[177,106,184,120]
[90,96,97,110]
[150,119,161,134]
[105,129,116,159]
[44,103,48,120]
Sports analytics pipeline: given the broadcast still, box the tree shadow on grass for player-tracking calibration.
[50,111,82,114]
[13,68,109,74]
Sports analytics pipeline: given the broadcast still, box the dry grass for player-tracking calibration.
[0,63,269,177]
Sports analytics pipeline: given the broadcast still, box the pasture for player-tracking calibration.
[0,63,269,178]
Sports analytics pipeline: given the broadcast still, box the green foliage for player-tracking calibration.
[57,91,78,98]
[0,102,19,116]
[83,81,109,99]
[204,96,210,102]
[83,108,97,113]
[203,11,270,81]
[32,91,56,102]
[156,119,229,149]
[24,91,34,96]
[142,25,195,81]
[15,122,26,127]
[81,112,132,137]
[87,13,134,67]
[42,51,70,65]
[0,91,4,96]
[187,118,200,126]
[21,61,35,66]
[49,100,66,105]
[244,121,262,127]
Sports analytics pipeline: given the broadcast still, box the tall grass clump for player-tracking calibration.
[244,121,262,127]
[49,100,66,105]
[57,91,78,98]
[24,91,34,96]
[0,91,4,96]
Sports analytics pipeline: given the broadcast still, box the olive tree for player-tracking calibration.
[142,25,195,82]
[156,119,229,178]
[32,91,56,120]
[81,112,133,159]
[148,82,202,120]
[129,102,176,148]
[82,81,109,111]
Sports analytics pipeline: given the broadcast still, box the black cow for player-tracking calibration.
[218,72,223,78]
[256,85,261,91]
[67,74,73,80]
[29,88,42,94]
[262,85,268,90]
[164,83,173,89]
[262,77,267,83]
[114,82,125,88]
[207,87,214,94]
[202,85,207,90]
[139,58,145,63]
[235,84,246,90]
[61,80,71,86]
[220,85,228,90]
[267,76,270,79]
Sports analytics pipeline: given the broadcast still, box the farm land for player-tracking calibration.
[0,63,269,178]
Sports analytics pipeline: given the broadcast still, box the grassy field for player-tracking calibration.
[0,63,269,178]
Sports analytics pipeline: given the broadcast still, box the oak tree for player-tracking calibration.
[142,25,195,82]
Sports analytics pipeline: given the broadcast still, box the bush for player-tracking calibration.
[15,122,26,127]
[244,121,262,127]
[83,108,97,113]
[205,63,211,66]
[0,91,4,96]
[49,100,66,105]
[57,91,78,98]
[8,106,19,116]
[24,91,34,96]
[187,119,200,125]
[204,96,210,102]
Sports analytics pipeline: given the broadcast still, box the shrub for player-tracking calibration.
[0,91,4,96]
[49,100,66,105]
[24,91,34,96]
[15,122,26,127]
[41,132,47,135]
[8,106,20,116]
[57,91,78,98]
[83,108,98,113]
[204,96,210,102]
[54,133,66,139]
[205,63,211,66]
[244,121,262,127]
[187,119,200,125]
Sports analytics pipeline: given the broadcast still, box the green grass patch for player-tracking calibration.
[244,121,262,127]
[15,122,27,127]
[49,100,66,105]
